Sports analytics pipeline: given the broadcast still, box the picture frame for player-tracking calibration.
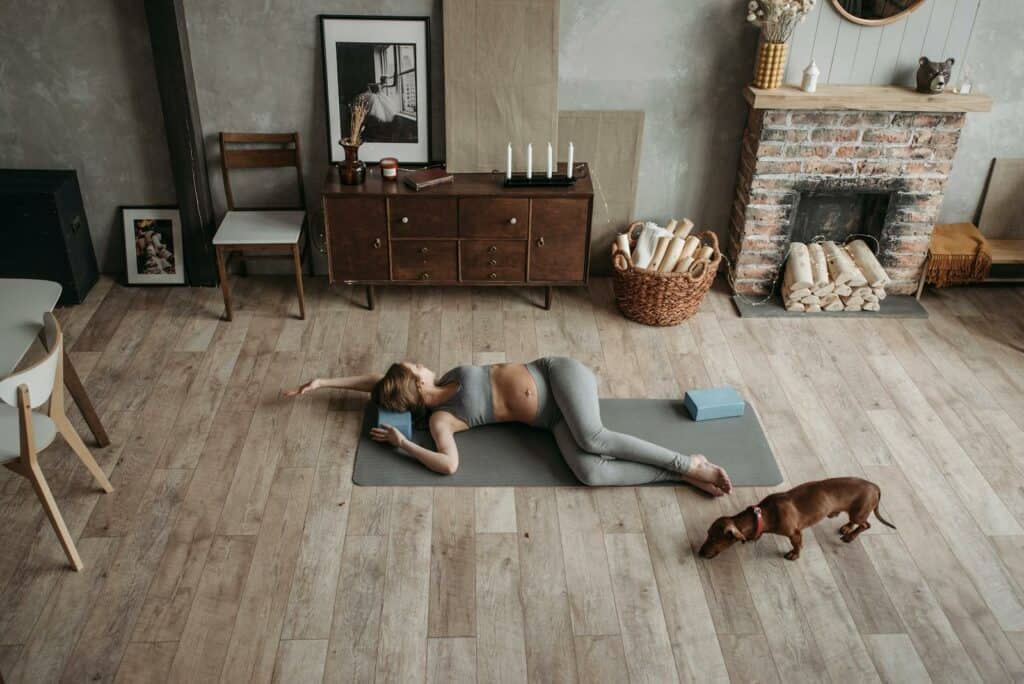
[121,206,185,285]
[319,15,432,165]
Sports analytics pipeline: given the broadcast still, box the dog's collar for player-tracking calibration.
[750,506,764,541]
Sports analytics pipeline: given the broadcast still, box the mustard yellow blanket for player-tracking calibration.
[927,223,992,287]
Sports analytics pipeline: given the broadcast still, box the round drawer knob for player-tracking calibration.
[420,247,429,254]
[489,273,497,280]
[372,238,382,249]
[421,272,431,280]
[488,245,498,253]
[509,217,518,225]
[488,259,497,266]
[401,217,409,224]
[536,237,545,247]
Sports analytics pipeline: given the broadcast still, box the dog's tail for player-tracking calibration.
[874,504,897,530]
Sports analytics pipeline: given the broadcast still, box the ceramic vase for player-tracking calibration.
[752,40,788,89]
[338,142,366,186]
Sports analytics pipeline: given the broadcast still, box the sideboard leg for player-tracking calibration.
[543,286,553,310]
[366,285,376,310]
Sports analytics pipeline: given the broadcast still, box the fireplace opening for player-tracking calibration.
[788,191,892,247]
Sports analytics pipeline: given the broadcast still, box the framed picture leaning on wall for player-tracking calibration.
[121,206,185,285]
[320,15,432,164]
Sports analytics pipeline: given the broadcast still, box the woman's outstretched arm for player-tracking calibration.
[282,373,382,397]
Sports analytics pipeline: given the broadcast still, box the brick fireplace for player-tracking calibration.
[728,86,990,296]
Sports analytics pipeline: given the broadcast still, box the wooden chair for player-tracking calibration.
[0,313,113,571]
[213,132,310,321]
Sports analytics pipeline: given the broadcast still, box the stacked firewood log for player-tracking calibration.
[783,239,890,312]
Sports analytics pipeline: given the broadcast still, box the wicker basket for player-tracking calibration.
[612,222,721,326]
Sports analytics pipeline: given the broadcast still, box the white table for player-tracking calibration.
[1,278,109,446]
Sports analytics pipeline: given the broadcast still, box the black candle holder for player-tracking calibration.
[503,173,576,188]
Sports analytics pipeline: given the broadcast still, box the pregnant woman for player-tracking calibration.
[284,357,732,495]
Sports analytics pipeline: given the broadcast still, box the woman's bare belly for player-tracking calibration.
[489,363,538,423]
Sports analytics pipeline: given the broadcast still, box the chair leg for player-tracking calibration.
[215,246,234,321]
[26,459,83,571]
[54,414,114,493]
[292,244,307,320]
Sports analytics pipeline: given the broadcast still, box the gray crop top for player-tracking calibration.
[434,365,495,427]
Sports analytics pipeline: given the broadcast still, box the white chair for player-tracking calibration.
[0,313,113,571]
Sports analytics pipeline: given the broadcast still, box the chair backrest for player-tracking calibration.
[0,312,61,409]
[218,132,306,212]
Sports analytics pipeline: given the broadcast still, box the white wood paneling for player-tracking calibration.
[785,0,980,86]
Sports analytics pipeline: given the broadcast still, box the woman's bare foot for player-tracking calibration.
[685,454,732,496]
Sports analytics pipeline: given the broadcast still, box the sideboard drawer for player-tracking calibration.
[529,198,589,282]
[461,240,527,282]
[459,198,529,238]
[391,240,458,282]
[389,198,457,238]
[324,197,389,282]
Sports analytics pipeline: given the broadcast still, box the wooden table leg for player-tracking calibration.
[366,285,376,310]
[543,286,553,311]
[62,352,110,447]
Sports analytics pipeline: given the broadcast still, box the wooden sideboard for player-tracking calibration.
[322,164,593,309]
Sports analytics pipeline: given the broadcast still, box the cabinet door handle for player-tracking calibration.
[421,272,431,280]
[401,217,409,224]
[488,259,497,266]
[509,217,518,225]
[536,237,545,247]
[489,273,497,280]
[373,238,382,249]
[488,245,497,253]
[420,246,429,254]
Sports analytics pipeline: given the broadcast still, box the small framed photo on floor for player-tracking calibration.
[121,206,185,285]
[320,15,431,164]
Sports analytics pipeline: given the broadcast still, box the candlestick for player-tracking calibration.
[506,142,512,180]
[546,142,553,179]
[526,143,533,179]
[567,142,574,179]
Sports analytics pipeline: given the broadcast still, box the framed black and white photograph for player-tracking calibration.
[320,15,431,164]
[121,207,184,285]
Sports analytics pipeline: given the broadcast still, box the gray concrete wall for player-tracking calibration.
[0,0,175,273]
[2,0,1020,276]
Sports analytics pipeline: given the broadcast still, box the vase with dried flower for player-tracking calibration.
[747,0,816,90]
[338,94,371,185]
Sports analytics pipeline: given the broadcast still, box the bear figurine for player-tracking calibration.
[916,57,955,94]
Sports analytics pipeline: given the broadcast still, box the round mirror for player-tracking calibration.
[831,0,926,26]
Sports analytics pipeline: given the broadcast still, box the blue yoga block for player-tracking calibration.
[683,387,745,421]
[375,406,413,440]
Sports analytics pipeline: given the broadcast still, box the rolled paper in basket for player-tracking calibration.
[614,233,632,263]
[649,236,671,271]
[673,255,695,274]
[688,259,708,279]
[613,251,630,272]
[674,218,695,239]
[659,237,686,272]
[695,245,714,262]
[680,235,700,260]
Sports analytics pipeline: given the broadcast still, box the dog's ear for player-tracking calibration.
[724,521,747,542]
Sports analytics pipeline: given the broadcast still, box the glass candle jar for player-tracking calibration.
[380,157,399,182]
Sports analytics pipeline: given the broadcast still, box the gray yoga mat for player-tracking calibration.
[353,399,782,487]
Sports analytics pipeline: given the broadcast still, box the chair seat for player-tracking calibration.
[212,210,305,246]
[0,404,56,463]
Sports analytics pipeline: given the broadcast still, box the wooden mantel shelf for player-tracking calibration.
[744,84,992,113]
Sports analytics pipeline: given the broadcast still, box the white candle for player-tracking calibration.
[546,142,553,178]
[506,142,512,180]
[526,143,533,179]
[567,142,574,179]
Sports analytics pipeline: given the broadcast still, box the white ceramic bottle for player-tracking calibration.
[801,60,820,93]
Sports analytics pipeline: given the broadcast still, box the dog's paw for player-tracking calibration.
[840,534,854,544]
[784,550,800,561]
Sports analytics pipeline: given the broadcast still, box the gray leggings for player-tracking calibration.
[529,357,692,486]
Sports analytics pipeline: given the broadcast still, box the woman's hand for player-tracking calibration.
[282,378,321,398]
[370,425,405,448]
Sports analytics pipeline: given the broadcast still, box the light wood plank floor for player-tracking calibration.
[2,275,1023,683]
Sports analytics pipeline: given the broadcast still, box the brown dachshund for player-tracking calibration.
[698,477,896,561]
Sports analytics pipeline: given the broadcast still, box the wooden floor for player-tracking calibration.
[1,275,1024,683]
